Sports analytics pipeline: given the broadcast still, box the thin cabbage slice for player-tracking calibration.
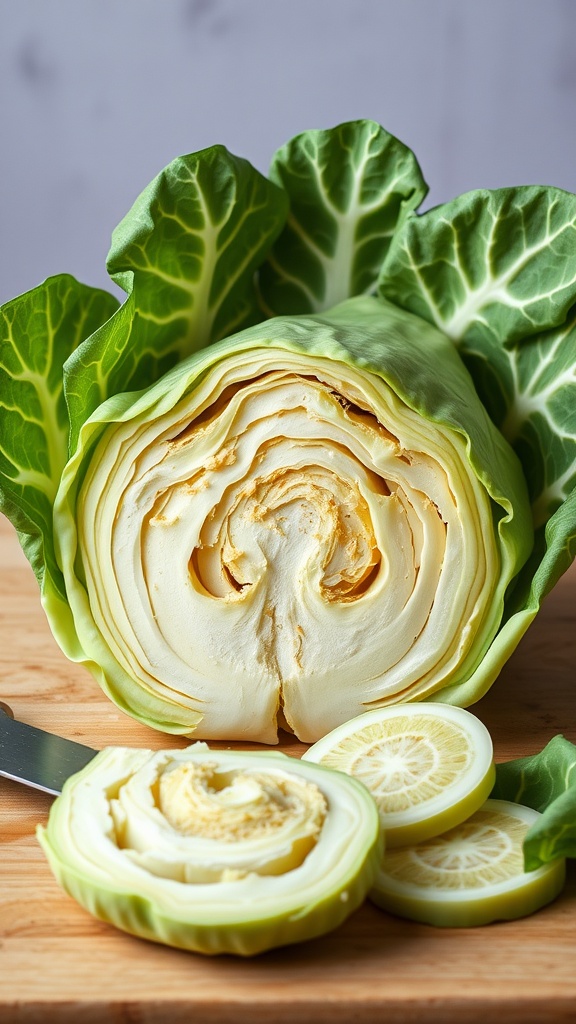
[51,296,532,742]
[37,744,381,956]
[370,799,566,927]
[303,704,496,846]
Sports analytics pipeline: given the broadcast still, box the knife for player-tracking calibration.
[0,702,97,796]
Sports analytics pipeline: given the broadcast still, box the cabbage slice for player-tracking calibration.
[51,296,532,742]
[37,744,381,956]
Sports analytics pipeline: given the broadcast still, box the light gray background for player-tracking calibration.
[1,0,575,305]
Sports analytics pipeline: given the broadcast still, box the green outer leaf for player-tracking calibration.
[378,187,576,654]
[492,736,576,869]
[0,276,118,594]
[380,187,576,346]
[64,146,289,451]
[50,296,533,732]
[258,120,427,316]
[500,314,576,525]
[379,189,576,522]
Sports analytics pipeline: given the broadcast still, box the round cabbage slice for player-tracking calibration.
[370,800,566,927]
[37,744,381,956]
[52,296,532,742]
[303,704,496,847]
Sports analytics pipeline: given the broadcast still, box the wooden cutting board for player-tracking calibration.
[1,513,575,1024]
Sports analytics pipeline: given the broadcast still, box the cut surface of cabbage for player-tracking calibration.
[37,744,381,956]
[54,297,532,741]
[303,704,496,846]
[370,799,566,927]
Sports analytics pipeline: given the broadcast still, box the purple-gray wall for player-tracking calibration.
[1,0,575,304]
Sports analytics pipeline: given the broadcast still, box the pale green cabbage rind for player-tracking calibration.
[49,295,532,736]
[37,746,382,956]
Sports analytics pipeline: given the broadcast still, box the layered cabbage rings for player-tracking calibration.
[54,297,532,742]
[37,744,381,955]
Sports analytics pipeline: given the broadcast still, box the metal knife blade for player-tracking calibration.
[0,704,97,796]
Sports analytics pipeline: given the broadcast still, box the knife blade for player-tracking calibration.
[0,703,97,796]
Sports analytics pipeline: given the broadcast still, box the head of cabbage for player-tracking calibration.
[1,120,574,743]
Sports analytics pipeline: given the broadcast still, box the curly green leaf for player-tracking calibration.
[380,187,576,346]
[64,146,288,449]
[493,735,576,869]
[0,276,118,591]
[259,120,427,316]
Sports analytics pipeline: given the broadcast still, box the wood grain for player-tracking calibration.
[1,513,575,1024]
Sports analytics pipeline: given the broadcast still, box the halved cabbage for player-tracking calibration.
[37,744,381,956]
[52,295,532,742]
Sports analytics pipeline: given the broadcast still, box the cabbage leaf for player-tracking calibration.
[0,276,118,596]
[259,119,427,315]
[492,735,576,869]
[64,146,288,450]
